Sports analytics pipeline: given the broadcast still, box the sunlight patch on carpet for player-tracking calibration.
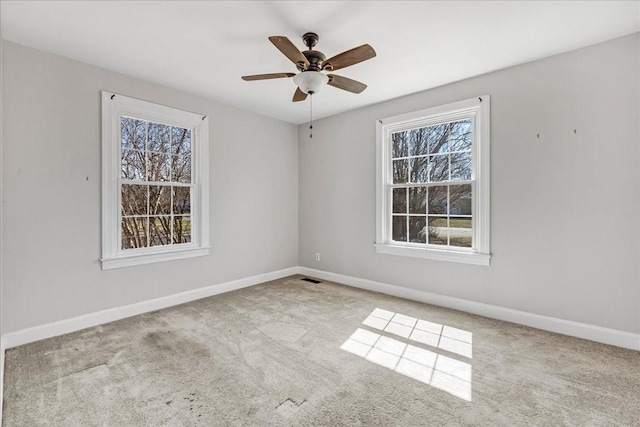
[362,309,472,358]
[340,308,473,401]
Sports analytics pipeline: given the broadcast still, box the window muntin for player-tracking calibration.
[101,92,209,269]
[376,96,490,265]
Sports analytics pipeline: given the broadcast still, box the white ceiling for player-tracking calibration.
[1,1,639,124]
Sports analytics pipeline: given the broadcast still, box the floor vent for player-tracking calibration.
[301,277,321,284]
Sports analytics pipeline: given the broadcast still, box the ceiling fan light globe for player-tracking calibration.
[293,71,329,95]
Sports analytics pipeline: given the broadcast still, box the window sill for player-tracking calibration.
[374,243,490,266]
[101,246,210,270]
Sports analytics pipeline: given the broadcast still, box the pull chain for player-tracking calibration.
[309,93,313,138]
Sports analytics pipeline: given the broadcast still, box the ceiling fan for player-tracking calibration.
[242,32,376,102]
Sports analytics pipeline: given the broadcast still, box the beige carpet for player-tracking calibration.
[3,275,639,426]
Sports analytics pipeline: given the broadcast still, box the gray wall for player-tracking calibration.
[1,41,299,333]
[299,33,640,334]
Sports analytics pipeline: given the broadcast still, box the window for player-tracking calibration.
[376,96,490,266]
[101,92,209,269]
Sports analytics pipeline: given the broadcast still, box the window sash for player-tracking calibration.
[386,181,475,251]
[119,181,194,250]
[119,115,195,252]
[385,117,476,250]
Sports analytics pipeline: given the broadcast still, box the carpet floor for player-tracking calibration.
[2,275,639,426]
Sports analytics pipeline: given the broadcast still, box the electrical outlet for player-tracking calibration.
[315,253,320,261]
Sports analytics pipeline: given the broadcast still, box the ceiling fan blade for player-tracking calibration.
[323,44,376,71]
[327,74,367,94]
[242,73,295,81]
[292,87,308,102]
[269,36,310,69]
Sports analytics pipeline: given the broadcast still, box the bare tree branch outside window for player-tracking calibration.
[120,117,192,249]
[390,120,472,248]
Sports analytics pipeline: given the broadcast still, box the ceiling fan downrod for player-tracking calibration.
[300,32,325,72]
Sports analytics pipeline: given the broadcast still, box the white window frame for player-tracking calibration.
[375,96,490,266]
[101,92,210,269]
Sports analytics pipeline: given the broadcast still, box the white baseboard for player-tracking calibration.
[298,267,640,351]
[2,265,638,353]
[2,267,299,350]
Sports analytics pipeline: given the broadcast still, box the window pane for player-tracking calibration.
[391,131,408,158]
[121,184,147,216]
[171,127,191,156]
[408,128,428,157]
[393,159,409,184]
[428,186,448,215]
[149,186,171,215]
[173,186,191,214]
[393,188,407,213]
[121,117,146,151]
[148,122,171,153]
[121,217,147,249]
[121,149,145,180]
[408,187,426,214]
[450,218,472,248]
[429,154,449,182]
[450,151,472,181]
[428,217,448,245]
[148,152,171,181]
[149,216,171,246]
[409,216,427,243]
[428,124,449,154]
[448,120,472,152]
[173,216,191,243]
[409,156,429,183]
[450,185,472,215]
[392,216,407,242]
[172,155,192,184]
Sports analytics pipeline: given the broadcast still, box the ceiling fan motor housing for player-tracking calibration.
[301,50,326,72]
